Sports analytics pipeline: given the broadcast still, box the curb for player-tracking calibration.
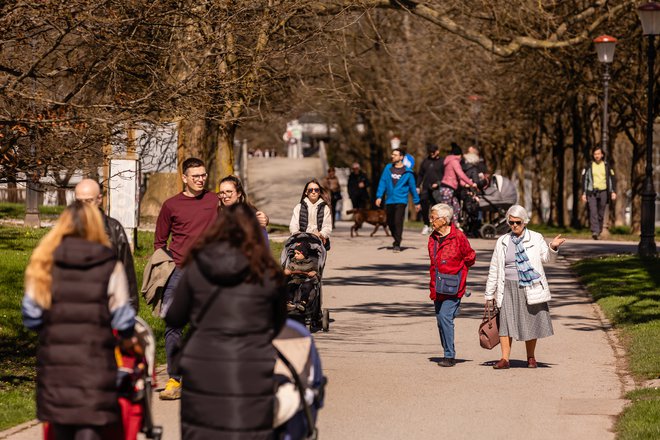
[0,420,40,440]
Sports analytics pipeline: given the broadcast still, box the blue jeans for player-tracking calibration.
[162,268,183,381]
[434,298,461,359]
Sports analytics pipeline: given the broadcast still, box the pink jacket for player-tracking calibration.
[441,155,474,190]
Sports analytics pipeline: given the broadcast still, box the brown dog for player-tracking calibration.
[346,208,389,237]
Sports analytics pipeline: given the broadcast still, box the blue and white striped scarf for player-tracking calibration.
[511,231,541,287]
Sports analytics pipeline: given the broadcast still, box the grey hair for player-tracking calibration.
[506,204,530,224]
[430,203,453,223]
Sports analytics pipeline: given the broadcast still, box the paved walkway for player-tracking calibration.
[2,223,634,440]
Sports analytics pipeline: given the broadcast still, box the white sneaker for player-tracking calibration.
[421,225,430,235]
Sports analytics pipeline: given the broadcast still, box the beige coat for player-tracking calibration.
[141,248,175,317]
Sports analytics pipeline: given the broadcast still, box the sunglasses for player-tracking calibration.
[508,220,523,226]
[307,188,320,193]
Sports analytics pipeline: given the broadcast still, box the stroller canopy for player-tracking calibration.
[479,174,518,208]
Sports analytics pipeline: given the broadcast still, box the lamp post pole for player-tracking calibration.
[637,3,660,257]
[601,63,611,154]
[593,35,617,156]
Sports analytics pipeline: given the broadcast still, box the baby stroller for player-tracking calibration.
[273,319,327,440]
[44,317,162,440]
[477,174,518,239]
[281,233,330,332]
[116,316,163,440]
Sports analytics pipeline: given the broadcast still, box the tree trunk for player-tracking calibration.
[531,117,544,223]
[570,96,582,228]
[178,118,220,190]
[551,114,566,227]
[217,124,236,189]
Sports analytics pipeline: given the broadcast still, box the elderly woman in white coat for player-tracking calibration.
[485,205,566,369]
[289,179,333,247]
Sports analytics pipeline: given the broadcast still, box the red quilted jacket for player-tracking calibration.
[428,225,476,301]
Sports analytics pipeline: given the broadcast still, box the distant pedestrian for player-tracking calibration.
[75,178,139,312]
[581,147,616,240]
[461,146,488,187]
[375,148,421,252]
[22,201,137,439]
[289,179,332,249]
[428,203,476,367]
[347,162,370,209]
[153,157,219,400]
[321,167,342,226]
[439,143,477,227]
[165,203,287,439]
[417,143,444,235]
[485,205,566,370]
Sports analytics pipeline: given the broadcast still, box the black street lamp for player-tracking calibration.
[468,95,481,149]
[593,35,617,156]
[637,2,660,257]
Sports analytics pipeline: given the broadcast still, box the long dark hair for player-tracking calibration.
[300,178,330,205]
[219,175,247,205]
[186,204,281,282]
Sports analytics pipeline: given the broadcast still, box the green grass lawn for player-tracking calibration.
[0,202,64,221]
[572,256,660,438]
[0,225,284,431]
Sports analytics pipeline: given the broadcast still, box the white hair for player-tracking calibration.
[430,203,453,223]
[506,204,530,224]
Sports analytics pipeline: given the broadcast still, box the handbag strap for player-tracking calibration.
[483,299,498,321]
[188,284,223,334]
[275,347,317,440]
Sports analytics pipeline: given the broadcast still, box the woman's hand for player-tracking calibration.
[284,268,292,276]
[550,234,566,251]
[256,211,269,228]
[308,271,317,277]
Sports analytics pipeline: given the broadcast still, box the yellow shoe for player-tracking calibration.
[159,378,181,400]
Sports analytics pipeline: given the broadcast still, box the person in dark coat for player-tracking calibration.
[166,203,287,439]
[22,201,137,439]
[75,178,139,311]
[416,143,444,235]
[347,162,370,209]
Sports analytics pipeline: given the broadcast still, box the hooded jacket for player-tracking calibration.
[165,242,287,439]
[428,225,476,301]
[376,163,421,205]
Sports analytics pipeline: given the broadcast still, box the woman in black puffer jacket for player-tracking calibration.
[166,203,287,439]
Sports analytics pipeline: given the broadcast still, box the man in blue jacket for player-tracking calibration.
[376,148,421,252]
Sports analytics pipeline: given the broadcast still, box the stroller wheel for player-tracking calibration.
[322,309,330,332]
[480,224,497,239]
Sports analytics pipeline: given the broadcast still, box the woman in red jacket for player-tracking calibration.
[428,203,476,367]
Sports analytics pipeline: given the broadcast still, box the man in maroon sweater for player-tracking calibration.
[155,157,219,400]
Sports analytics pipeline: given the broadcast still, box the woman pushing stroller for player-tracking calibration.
[22,201,139,439]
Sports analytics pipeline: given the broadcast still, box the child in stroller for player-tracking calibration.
[281,233,331,332]
[284,241,319,312]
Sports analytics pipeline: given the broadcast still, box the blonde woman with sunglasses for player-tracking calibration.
[485,204,566,370]
[289,179,332,247]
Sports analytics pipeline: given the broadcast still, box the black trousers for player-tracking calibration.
[420,190,438,226]
[386,203,407,247]
[587,190,608,235]
[350,193,369,210]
